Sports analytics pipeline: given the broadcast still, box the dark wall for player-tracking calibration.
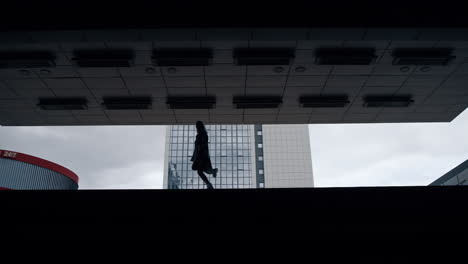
[2,186,468,240]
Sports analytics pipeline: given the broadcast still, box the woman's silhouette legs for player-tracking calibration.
[197,169,214,189]
[205,168,218,178]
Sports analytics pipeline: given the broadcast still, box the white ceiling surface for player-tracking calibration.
[0,28,467,126]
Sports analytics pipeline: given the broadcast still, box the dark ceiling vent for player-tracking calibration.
[233,96,283,109]
[167,96,216,109]
[72,49,134,67]
[102,96,152,110]
[315,47,377,65]
[38,97,88,110]
[392,48,455,66]
[0,51,56,68]
[233,48,295,65]
[299,95,350,108]
[363,95,414,107]
[152,48,213,66]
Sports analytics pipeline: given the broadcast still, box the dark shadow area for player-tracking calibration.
[2,0,468,30]
[2,186,468,240]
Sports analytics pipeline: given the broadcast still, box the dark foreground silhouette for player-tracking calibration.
[191,121,218,189]
[2,186,468,242]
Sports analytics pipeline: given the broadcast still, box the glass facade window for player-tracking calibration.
[167,124,254,189]
[430,160,468,186]
[258,143,263,148]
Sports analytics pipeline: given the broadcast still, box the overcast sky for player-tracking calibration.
[1,110,467,189]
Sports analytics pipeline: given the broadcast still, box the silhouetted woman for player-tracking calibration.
[191,121,218,189]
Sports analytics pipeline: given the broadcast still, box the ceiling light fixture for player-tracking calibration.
[167,96,216,109]
[38,97,88,110]
[315,47,377,65]
[392,48,455,66]
[145,67,156,74]
[299,95,350,108]
[363,95,414,107]
[102,96,152,110]
[295,66,306,72]
[0,51,56,68]
[153,48,213,66]
[420,66,431,72]
[400,66,410,73]
[233,96,283,109]
[72,49,135,67]
[273,66,284,73]
[233,48,295,66]
[40,69,51,75]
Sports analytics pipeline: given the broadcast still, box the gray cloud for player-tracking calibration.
[309,110,468,187]
[0,125,167,189]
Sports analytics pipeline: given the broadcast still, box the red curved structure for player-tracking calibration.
[0,149,79,185]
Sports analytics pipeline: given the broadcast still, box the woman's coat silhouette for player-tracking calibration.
[191,121,218,189]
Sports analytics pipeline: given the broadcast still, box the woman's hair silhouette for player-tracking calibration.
[196,120,207,134]
[191,121,218,189]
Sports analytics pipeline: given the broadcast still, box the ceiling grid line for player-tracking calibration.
[33,67,81,126]
[64,52,112,125]
[276,40,298,122]
[417,59,468,108]
[158,66,177,124]
[373,67,418,121]
[339,63,380,122]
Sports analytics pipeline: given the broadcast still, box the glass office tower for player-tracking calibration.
[164,124,258,189]
[163,124,314,189]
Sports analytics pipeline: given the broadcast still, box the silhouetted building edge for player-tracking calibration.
[430,159,468,186]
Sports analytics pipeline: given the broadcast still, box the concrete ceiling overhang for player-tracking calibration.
[0,27,467,126]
